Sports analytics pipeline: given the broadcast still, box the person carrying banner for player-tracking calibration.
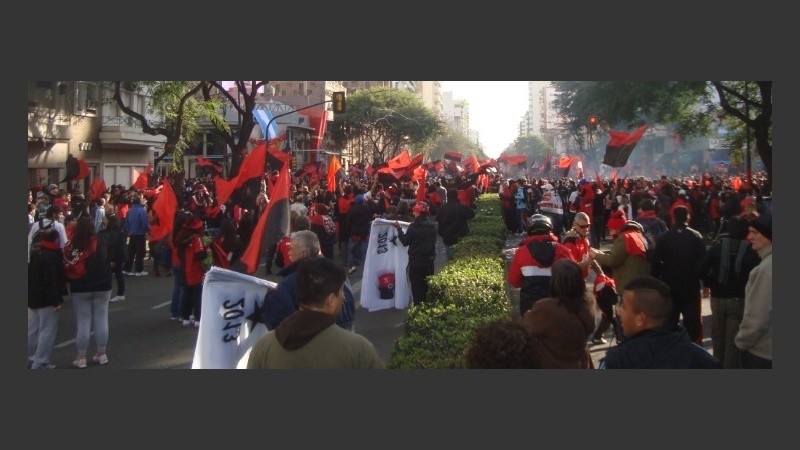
[246,257,382,369]
[394,200,438,305]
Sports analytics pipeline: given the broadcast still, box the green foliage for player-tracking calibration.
[425,126,487,162]
[386,192,517,369]
[330,87,444,163]
[510,135,554,163]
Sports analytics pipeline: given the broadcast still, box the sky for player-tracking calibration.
[440,81,529,159]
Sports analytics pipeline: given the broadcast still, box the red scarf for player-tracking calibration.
[622,230,647,258]
[637,210,657,220]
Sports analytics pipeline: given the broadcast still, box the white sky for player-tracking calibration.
[440,81,529,159]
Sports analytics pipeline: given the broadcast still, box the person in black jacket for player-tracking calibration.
[345,194,376,274]
[394,200,438,305]
[436,189,476,261]
[27,228,67,369]
[650,205,707,345]
[99,214,127,302]
[600,276,720,369]
[697,216,760,368]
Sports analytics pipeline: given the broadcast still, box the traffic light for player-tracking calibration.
[332,91,346,113]
[588,115,598,130]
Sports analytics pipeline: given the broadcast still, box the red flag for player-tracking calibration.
[603,124,648,167]
[387,150,411,170]
[595,170,602,186]
[149,179,178,242]
[558,156,576,169]
[237,152,291,274]
[327,155,342,192]
[611,169,618,183]
[76,158,90,181]
[89,177,107,201]
[132,167,148,189]
[444,151,463,162]
[215,142,267,206]
[307,109,328,151]
[463,155,480,173]
[195,156,223,174]
[416,176,426,201]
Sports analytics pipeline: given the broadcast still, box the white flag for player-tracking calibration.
[360,219,412,311]
[191,266,277,369]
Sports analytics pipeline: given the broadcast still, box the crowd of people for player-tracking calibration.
[27,162,772,369]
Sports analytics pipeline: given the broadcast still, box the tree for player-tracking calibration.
[330,87,444,164]
[552,81,772,189]
[510,135,554,166]
[201,81,270,178]
[425,126,487,162]
[110,81,225,177]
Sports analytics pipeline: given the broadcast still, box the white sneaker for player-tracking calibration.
[110,295,125,302]
[92,353,109,365]
[123,271,134,276]
[135,271,148,277]
[72,357,87,369]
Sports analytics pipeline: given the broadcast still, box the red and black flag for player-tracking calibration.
[603,124,648,167]
[387,149,411,171]
[558,156,576,177]
[195,156,223,175]
[215,142,267,207]
[233,149,291,275]
[443,151,463,162]
[61,153,90,183]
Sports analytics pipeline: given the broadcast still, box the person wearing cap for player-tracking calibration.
[735,213,772,368]
[508,214,575,316]
[247,257,382,369]
[538,182,564,238]
[395,200,438,305]
[650,205,707,345]
[590,211,650,303]
[174,214,209,327]
[668,188,692,227]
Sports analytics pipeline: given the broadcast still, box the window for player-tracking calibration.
[298,83,304,94]
[75,81,99,115]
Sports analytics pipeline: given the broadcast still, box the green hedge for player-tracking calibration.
[386,192,513,369]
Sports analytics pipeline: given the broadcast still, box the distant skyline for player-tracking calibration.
[440,81,529,159]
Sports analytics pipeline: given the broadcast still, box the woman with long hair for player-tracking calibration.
[522,259,596,368]
[64,216,113,368]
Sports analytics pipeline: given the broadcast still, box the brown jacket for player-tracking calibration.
[522,296,596,369]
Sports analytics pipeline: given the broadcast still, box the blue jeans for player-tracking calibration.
[347,237,368,267]
[171,266,185,318]
[71,290,111,357]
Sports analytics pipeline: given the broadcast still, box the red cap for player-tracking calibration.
[606,210,627,231]
[378,273,396,299]
[412,201,430,214]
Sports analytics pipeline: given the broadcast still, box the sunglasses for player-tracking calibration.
[576,223,590,229]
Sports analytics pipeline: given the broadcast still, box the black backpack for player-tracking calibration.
[29,219,57,261]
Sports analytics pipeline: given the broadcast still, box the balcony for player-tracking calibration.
[28,107,72,143]
[99,115,166,149]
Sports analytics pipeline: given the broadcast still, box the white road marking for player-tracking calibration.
[152,301,171,310]
[55,331,93,349]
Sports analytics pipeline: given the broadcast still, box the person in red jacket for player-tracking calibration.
[508,214,576,317]
[668,189,691,227]
[175,215,209,328]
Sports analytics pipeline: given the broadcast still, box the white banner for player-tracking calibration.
[192,266,277,369]
[360,219,412,312]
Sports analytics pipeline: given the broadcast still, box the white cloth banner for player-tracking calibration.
[191,266,277,369]
[360,218,412,311]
